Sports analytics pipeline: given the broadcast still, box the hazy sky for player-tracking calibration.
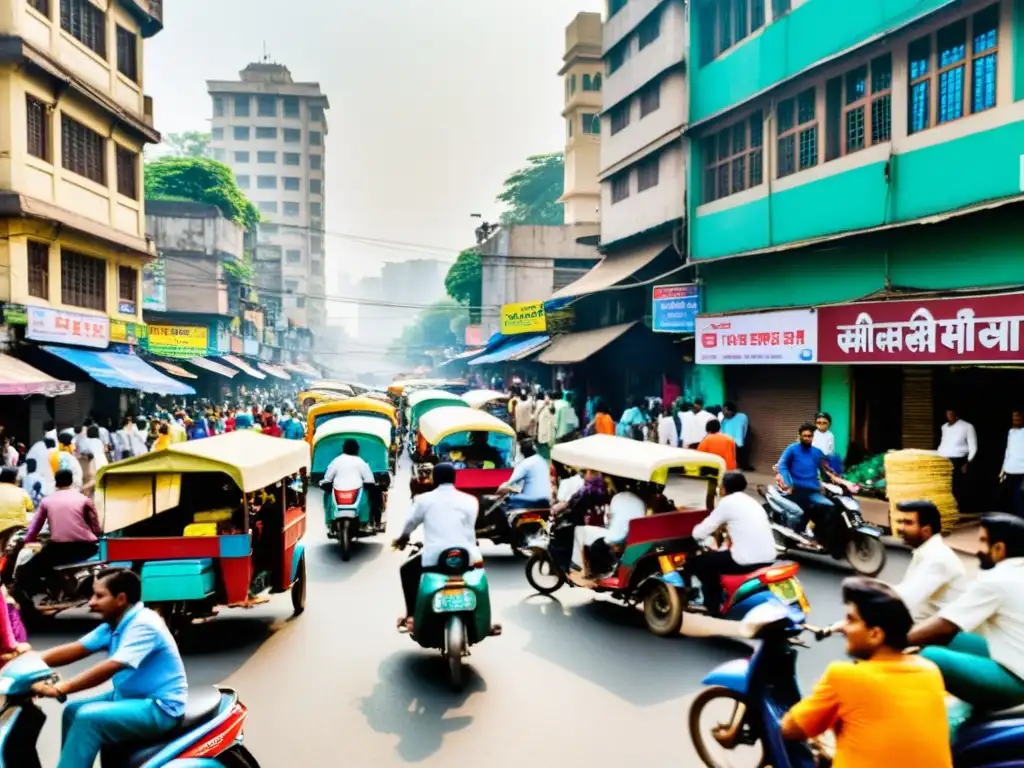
[145,0,603,291]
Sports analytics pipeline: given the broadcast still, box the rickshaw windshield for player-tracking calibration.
[436,431,514,469]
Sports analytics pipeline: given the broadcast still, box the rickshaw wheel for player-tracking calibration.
[291,555,307,615]
[525,551,565,595]
[643,581,683,637]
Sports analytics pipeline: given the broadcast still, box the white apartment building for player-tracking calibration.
[207,63,328,338]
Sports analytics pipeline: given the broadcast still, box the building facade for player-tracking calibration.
[559,11,603,224]
[207,63,329,343]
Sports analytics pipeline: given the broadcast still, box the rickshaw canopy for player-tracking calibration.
[313,414,393,447]
[306,398,397,443]
[388,378,445,396]
[462,389,509,409]
[311,415,392,476]
[308,380,360,396]
[550,435,726,483]
[407,389,466,409]
[418,406,516,445]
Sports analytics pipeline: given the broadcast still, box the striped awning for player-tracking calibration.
[187,358,238,378]
[221,355,266,379]
[258,362,291,380]
[150,360,199,380]
[0,354,75,396]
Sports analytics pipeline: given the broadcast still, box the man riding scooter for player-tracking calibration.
[777,422,842,537]
[321,438,382,531]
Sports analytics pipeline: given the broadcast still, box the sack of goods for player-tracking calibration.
[884,450,958,533]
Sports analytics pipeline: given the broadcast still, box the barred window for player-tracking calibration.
[60,0,106,57]
[115,145,137,198]
[702,110,763,203]
[28,242,49,300]
[61,114,105,184]
[611,173,630,203]
[637,156,660,192]
[118,265,137,305]
[116,26,138,82]
[61,249,106,311]
[26,95,49,161]
[777,88,817,178]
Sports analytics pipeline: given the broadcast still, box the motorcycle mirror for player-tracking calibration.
[740,602,790,639]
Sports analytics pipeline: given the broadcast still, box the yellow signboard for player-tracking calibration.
[501,301,547,335]
[147,325,209,358]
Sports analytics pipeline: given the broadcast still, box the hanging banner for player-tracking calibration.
[696,309,818,364]
[501,301,547,335]
[147,325,209,358]
[26,307,109,349]
[652,284,700,333]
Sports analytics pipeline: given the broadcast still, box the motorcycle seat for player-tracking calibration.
[719,564,788,595]
[100,686,225,768]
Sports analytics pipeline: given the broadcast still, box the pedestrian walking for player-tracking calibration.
[719,402,751,469]
[1000,408,1024,517]
[937,407,977,514]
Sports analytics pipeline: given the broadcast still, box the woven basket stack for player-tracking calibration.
[884,449,958,533]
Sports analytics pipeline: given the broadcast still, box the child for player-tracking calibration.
[813,412,843,473]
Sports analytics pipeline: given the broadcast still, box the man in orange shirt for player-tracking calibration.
[697,419,736,470]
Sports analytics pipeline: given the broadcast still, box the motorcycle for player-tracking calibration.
[475,493,548,555]
[0,651,259,767]
[396,541,499,692]
[758,481,886,576]
[689,604,1024,767]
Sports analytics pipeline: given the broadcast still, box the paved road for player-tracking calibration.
[30,463,926,767]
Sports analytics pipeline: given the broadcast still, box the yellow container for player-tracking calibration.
[184,522,218,538]
[884,450,959,533]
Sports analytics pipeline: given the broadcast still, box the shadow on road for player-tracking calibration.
[360,651,485,763]
[307,539,386,583]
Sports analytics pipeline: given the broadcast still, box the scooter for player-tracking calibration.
[396,541,499,692]
[689,604,1024,767]
[475,493,548,555]
[758,481,886,576]
[0,652,259,767]
[319,484,382,561]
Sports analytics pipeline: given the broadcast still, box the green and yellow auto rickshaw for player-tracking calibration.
[405,389,469,458]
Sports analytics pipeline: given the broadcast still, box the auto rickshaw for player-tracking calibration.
[309,380,367,396]
[405,389,469,457]
[311,415,391,559]
[307,396,400,470]
[299,389,347,415]
[95,431,310,639]
[462,389,511,424]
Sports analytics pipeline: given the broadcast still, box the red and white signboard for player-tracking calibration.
[818,292,1024,364]
[696,309,818,364]
[26,307,109,349]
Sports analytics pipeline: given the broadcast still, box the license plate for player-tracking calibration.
[769,579,809,613]
[432,589,476,613]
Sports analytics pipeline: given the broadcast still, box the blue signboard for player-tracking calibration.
[652,283,699,333]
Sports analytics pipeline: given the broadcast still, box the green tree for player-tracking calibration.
[161,132,211,158]
[389,301,469,364]
[444,248,482,323]
[497,152,565,226]
[144,157,261,231]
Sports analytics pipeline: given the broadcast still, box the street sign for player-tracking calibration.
[652,284,699,333]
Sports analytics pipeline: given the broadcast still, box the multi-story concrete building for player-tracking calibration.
[687,0,1024,497]
[559,11,603,224]
[207,62,329,343]
[0,0,162,341]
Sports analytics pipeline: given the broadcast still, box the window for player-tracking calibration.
[311,236,322,253]
[570,74,576,95]
[771,0,791,19]
[284,202,300,217]
[296,297,306,309]
[699,2,717,64]
[309,154,322,170]
[582,74,592,91]
[60,249,106,311]
[637,156,659,191]
[640,82,660,117]
[213,96,225,117]
[702,110,763,203]
[257,151,276,163]
[234,151,250,163]
[260,224,278,234]
[581,113,600,135]
[638,8,662,49]
[908,6,999,134]
[283,177,300,191]
[286,250,302,264]
[283,128,301,143]
[283,96,300,118]
[116,26,137,82]
[611,173,630,203]
[28,0,49,16]
[751,0,765,31]
[609,0,628,17]
[212,127,224,141]
[309,179,322,194]
[702,0,764,64]
[310,105,325,122]
[284,279,299,293]
[608,41,630,76]
[257,175,277,189]
[211,147,226,161]
[309,131,323,146]
[61,115,105,184]
[310,202,322,217]
[233,126,250,141]
[255,127,277,139]
[827,55,892,158]
[27,242,49,300]
[236,175,250,189]
[284,152,301,166]
[118,265,137,308]
[610,102,630,135]
[776,89,817,178]
[719,0,732,53]
[593,73,602,91]
[116,145,137,199]
[234,96,250,117]
[258,201,278,214]
[257,96,277,117]
[734,0,749,43]
[60,0,106,57]
[26,95,49,161]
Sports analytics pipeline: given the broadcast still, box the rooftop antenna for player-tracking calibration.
[261,41,270,63]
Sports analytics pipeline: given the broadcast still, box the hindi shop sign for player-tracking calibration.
[652,284,699,333]
[26,307,109,349]
[147,325,209,359]
[818,292,1024,364]
[501,301,547,335]
[696,309,818,365]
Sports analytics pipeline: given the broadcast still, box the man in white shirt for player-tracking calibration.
[658,409,679,447]
[909,513,1024,711]
[571,486,648,580]
[498,439,551,510]
[893,500,967,621]
[1000,409,1024,517]
[687,471,778,614]
[394,463,481,630]
[322,438,379,527]
[937,407,978,513]
[681,398,715,449]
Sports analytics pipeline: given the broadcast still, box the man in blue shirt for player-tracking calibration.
[720,402,751,470]
[778,422,836,529]
[34,568,188,768]
[498,438,552,509]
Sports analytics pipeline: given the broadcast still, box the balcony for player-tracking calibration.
[122,0,164,38]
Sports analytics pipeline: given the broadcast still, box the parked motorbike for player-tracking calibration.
[758,482,886,576]
[0,652,259,767]
[689,603,1024,767]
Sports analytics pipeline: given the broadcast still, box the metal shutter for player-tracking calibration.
[28,397,52,445]
[901,367,935,449]
[728,366,822,471]
[54,381,94,431]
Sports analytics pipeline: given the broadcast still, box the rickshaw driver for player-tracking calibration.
[323,439,381,529]
[459,431,503,468]
[571,479,648,582]
[496,439,551,510]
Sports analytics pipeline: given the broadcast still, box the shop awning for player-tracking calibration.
[536,322,638,365]
[150,360,198,380]
[438,347,486,368]
[220,355,266,379]
[0,354,75,396]
[470,335,550,366]
[549,242,670,301]
[258,362,292,380]
[187,358,238,378]
[42,346,195,396]
[283,362,320,378]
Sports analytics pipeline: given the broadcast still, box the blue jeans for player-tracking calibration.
[789,487,831,527]
[507,496,549,510]
[60,692,180,768]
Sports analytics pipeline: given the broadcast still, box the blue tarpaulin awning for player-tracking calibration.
[42,346,196,396]
[469,335,550,366]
